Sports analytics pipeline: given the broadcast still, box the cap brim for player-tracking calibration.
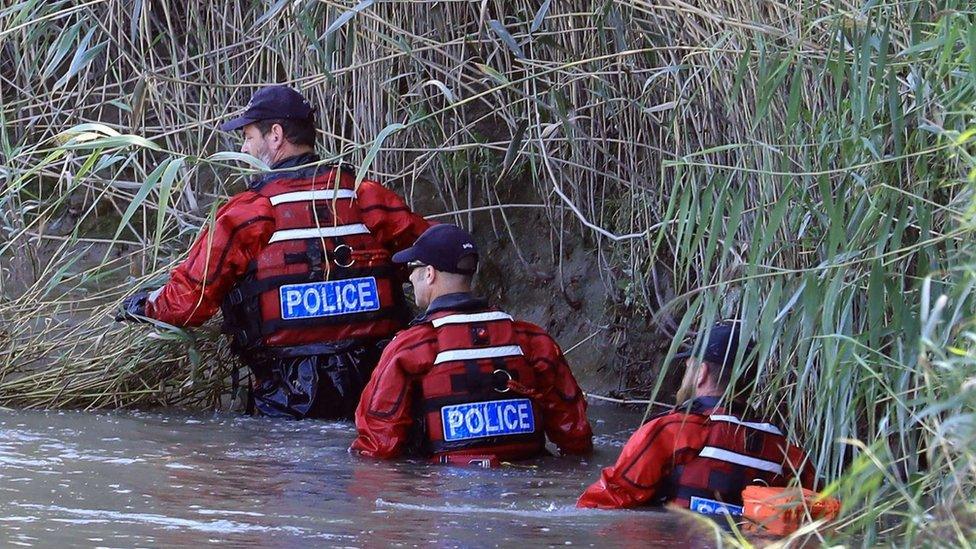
[392,247,421,264]
[219,116,258,132]
[672,351,693,360]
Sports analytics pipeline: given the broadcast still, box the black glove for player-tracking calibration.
[115,290,150,322]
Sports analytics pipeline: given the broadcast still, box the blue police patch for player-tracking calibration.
[441,398,535,442]
[279,276,380,320]
[689,496,743,516]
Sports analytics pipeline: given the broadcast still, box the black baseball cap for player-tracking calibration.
[219,86,315,131]
[674,322,754,372]
[392,224,478,275]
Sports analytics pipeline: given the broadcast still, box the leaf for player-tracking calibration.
[54,27,107,90]
[395,35,412,55]
[754,52,792,130]
[785,60,805,132]
[672,143,746,162]
[42,20,82,79]
[887,69,904,155]
[130,74,148,132]
[153,158,184,265]
[41,250,85,300]
[60,123,122,139]
[0,102,10,159]
[188,347,202,369]
[355,123,407,189]
[73,148,103,183]
[898,36,943,58]
[57,123,160,152]
[489,19,525,59]
[867,260,885,347]
[94,153,129,172]
[205,151,271,171]
[548,88,573,143]
[130,0,145,43]
[110,159,171,246]
[3,149,65,208]
[701,179,729,274]
[108,99,133,112]
[643,100,677,114]
[501,119,529,177]
[718,183,745,268]
[422,79,456,104]
[477,63,509,85]
[730,43,752,99]
[955,128,976,145]
[641,65,682,94]
[608,5,627,52]
[969,23,976,87]
[60,134,160,152]
[774,280,807,323]
[254,0,289,28]
[530,0,551,34]
[322,0,375,39]
[8,0,42,29]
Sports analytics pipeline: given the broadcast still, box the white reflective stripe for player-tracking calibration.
[268,224,370,243]
[270,189,356,205]
[431,312,514,328]
[709,415,783,436]
[698,446,783,474]
[433,345,524,365]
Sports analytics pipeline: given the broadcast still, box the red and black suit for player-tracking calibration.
[577,396,815,511]
[350,292,593,461]
[144,153,430,418]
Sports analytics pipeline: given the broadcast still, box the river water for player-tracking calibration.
[0,405,720,548]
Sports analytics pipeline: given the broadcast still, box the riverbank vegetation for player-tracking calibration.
[1,0,974,545]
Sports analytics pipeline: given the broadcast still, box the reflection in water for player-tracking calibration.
[0,407,717,547]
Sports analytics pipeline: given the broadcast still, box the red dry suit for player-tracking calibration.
[350,292,593,461]
[577,396,815,512]
[144,153,430,418]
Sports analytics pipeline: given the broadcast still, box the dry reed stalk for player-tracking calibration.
[1,1,974,542]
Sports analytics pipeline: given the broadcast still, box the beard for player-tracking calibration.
[254,146,275,167]
[675,380,695,405]
[674,362,699,404]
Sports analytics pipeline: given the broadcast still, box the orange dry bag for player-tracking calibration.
[741,486,841,536]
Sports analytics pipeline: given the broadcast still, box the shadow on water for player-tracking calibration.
[0,406,720,548]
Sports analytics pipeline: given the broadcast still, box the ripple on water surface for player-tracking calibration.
[0,408,718,547]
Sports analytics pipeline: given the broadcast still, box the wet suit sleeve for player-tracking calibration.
[356,180,431,253]
[522,326,593,455]
[350,334,423,459]
[144,191,275,326]
[577,415,684,509]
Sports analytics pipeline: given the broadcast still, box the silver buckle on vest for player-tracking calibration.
[332,244,355,268]
[492,369,513,393]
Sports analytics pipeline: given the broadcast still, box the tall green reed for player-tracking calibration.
[1,0,973,542]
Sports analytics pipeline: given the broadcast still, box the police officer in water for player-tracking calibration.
[577,322,816,513]
[117,85,430,419]
[351,224,593,464]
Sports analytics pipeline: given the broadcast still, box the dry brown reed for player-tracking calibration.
[2,1,975,543]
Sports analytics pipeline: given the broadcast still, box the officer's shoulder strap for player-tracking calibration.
[425,309,514,329]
